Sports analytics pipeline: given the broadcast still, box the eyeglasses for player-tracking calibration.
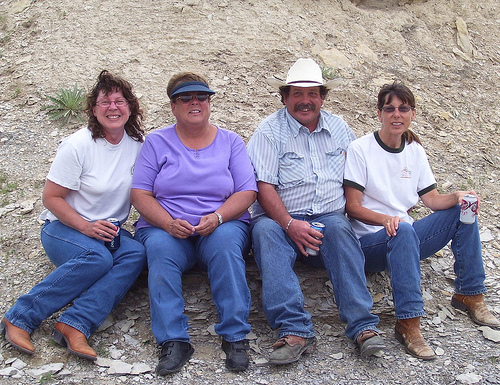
[380,105,413,113]
[95,99,128,108]
[175,94,210,103]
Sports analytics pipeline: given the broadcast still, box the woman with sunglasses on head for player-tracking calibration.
[131,72,257,375]
[343,82,498,360]
[1,70,146,361]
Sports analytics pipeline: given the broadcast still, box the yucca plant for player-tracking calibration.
[42,83,85,126]
[321,65,338,80]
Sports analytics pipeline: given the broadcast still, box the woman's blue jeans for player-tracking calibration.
[359,205,486,320]
[4,220,146,338]
[251,212,380,342]
[135,220,251,345]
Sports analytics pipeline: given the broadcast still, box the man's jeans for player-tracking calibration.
[251,212,379,342]
[359,205,486,320]
[5,220,146,337]
[135,220,251,345]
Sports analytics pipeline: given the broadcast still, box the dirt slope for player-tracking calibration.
[0,0,499,384]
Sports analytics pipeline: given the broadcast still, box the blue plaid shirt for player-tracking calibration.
[247,107,355,218]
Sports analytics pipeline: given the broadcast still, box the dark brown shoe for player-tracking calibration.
[268,335,316,365]
[451,294,500,328]
[52,322,97,361]
[356,330,385,357]
[395,318,436,360]
[0,318,34,355]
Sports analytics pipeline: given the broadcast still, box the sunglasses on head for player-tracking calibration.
[175,94,210,103]
[381,105,413,113]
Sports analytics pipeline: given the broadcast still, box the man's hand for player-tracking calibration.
[287,219,323,256]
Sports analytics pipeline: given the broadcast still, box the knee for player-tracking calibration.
[251,217,282,238]
[388,222,419,247]
[141,231,173,263]
[322,214,356,240]
[451,204,462,224]
[394,222,417,237]
[89,248,114,271]
[212,222,249,243]
[124,241,147,265]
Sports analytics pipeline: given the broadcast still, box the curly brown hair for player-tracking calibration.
[84,70,144,142]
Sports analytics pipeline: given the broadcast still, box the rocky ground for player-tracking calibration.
[0,0,499,384]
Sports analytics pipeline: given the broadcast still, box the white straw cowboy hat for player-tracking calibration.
[267,58,342,90]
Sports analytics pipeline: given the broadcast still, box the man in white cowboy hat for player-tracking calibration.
[247,58,383,364]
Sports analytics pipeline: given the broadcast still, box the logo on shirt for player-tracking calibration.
[401,166,411,179]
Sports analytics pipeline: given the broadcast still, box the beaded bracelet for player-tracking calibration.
[285,218,294,233]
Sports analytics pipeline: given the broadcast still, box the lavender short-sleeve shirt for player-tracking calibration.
[132,124,257,229]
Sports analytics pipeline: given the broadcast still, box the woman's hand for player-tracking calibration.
[168,218,195,239]
[85,219,119,241]
[454,190,481,213]
[383,216,401,237]
[194,213,219,236]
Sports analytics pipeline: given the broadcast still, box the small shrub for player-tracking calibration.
[42,83,85,126]
[0,14,7,31]
[321,65,338,80]
[0,171,17,195]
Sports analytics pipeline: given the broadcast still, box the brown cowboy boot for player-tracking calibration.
[451,293,500,328]
[395,317,436,360]
[0,318,34,355]
[52,322,97,361]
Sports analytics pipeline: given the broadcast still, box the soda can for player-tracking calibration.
[460,194,478,224]
[305,222,325,256]
[105,218,121,251]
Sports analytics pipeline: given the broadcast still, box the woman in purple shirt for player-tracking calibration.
[131,72,257,375]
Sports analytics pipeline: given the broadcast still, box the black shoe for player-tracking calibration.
[221,339,250,372]
[156,341,194,376]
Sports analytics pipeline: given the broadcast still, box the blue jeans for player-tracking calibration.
[359,205,486,320]
[4,220,146,338]
[251,213,379,342]
[135,220,251,345]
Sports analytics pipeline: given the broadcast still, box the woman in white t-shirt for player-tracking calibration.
[1,71,146,361]
[343,82,498,360]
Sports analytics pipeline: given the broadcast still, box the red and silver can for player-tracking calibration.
[305,222,325,256]
[460,194,478,224]
[105,218,121,251]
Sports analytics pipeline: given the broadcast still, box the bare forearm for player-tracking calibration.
[43,195,92,233]
[130,189,174,231]
[345,201,390,226]
[257,182,292,230]
[421,190,473,212]
[216,190,256,222]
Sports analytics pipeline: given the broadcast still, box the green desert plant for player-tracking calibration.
[42,83,85,126]
[321,65,338,80]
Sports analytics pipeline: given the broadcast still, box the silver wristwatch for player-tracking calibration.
[214,212,223,225]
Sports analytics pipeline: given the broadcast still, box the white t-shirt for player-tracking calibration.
[39,127,143,224]
[343,131,436,238]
